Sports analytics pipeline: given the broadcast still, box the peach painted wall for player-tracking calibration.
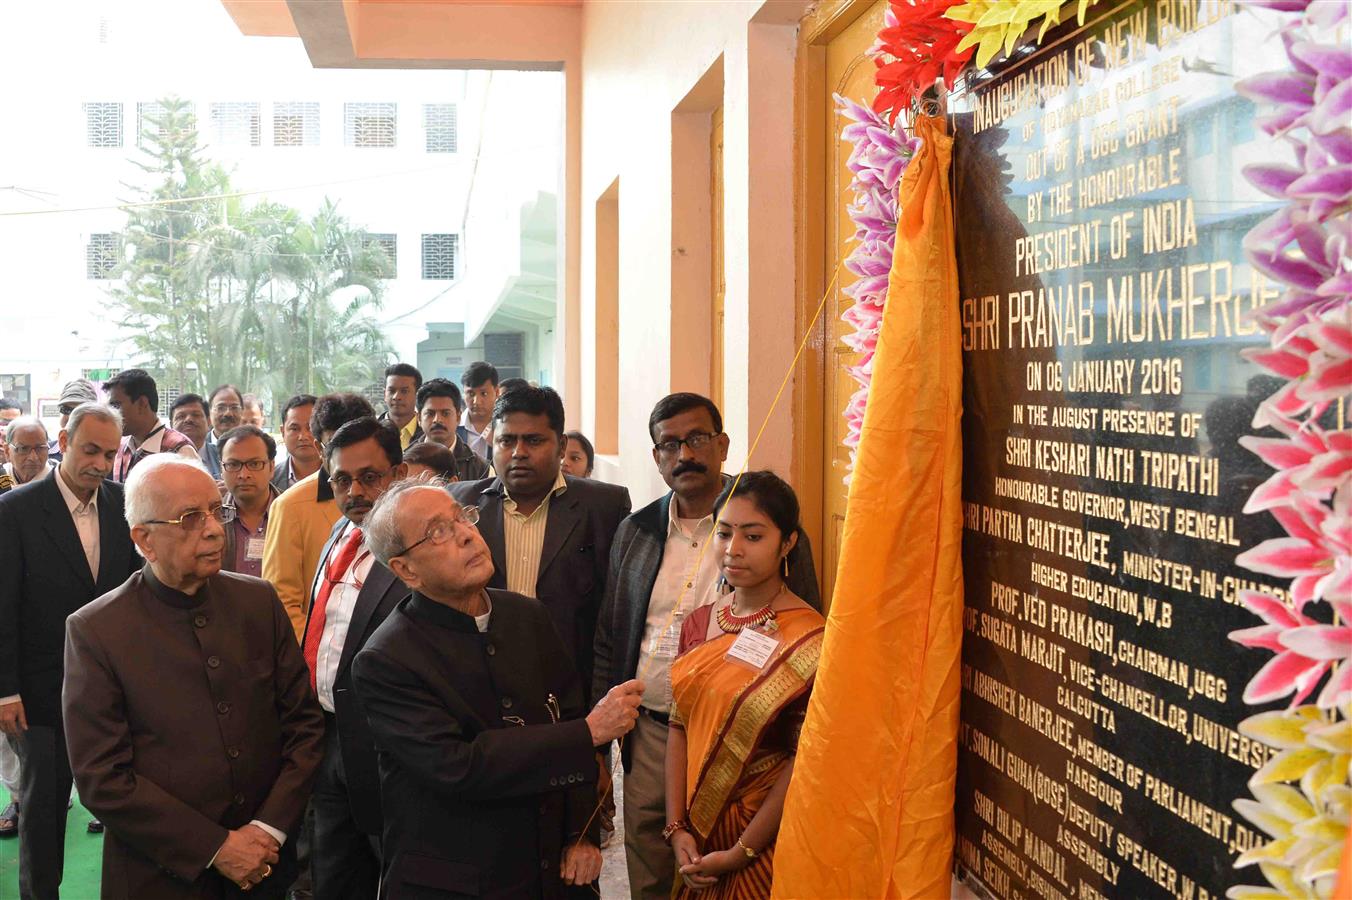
[580,0,809,505]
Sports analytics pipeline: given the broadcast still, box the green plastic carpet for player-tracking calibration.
[0,787,104,900]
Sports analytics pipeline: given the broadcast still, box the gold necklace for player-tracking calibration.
[715,584,784,634]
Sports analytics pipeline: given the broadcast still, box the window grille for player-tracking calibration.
[421,234,459,280]
[424,103,458,153]
[363,233,398,276]
[345,102,397,148]
[273,102,320,147]
[87,234,119,279]
[211,102,260,147]
[84,102,123,147]
[137,101,194,149]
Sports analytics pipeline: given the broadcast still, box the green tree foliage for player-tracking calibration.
[107,97,395,417]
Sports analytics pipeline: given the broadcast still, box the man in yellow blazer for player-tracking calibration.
[262,393,376,641]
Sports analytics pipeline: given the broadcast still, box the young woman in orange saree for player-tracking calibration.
[664,472,826,899]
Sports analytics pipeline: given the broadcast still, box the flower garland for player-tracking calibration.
[1225,2,1351,897]
[872,0,973,123]
[836,88,917,480]
[871,0,1102,123]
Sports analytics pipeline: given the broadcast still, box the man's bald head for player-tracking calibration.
[125,456,228,591]
[125,455,217,527]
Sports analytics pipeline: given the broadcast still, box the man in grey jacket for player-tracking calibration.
[590,393,819,898]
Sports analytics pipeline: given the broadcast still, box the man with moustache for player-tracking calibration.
[301,417,411,899]
[450,386,630,693]
[271,395,320,493]
[63,456,324,899]
[414,378,489,483]
[591,393,821,898]
[218,426,278,578]
[171,394,212,458]
[0,403,141,898]
[352,479,644,897]
[263,393,375,641]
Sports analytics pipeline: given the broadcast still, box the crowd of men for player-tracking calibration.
[0,360,816,900]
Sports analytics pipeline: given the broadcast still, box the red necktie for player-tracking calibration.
[303,526,364,692]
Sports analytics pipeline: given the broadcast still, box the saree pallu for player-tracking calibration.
[670,609,825,900]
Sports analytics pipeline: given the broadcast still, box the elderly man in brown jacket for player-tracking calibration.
[63,455,324,899]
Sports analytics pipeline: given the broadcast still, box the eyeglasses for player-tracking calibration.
[213,404,243,414]
[654,431,719,455]
[59,404,78,416]
[221,459,270,472]
[10,444,48,457]
[145,504,235,531]
[391,506,481,559]
[328,469,392,491]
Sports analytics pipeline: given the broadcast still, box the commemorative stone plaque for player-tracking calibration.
[951,2,1303,897]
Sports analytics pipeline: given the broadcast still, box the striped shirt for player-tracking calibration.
[501,470,568,597]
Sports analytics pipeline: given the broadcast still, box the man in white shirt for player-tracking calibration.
[0,403,140,899]
[592,393,821,898]
[103,369,198,483]
[300,417,407,900]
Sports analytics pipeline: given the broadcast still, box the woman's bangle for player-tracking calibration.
[736,837,759,860]
[662,820,690,844]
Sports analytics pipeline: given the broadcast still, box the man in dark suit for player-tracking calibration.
[301,417,409,899]
[63,455,324,899]
[449,386,630,693]
[352,479,644,898]
[0,403,141,899]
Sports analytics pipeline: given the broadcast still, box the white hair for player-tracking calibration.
[364,476,453,566]
[5,416,47,445]
[64,402,121,442]
[124,454,212,527]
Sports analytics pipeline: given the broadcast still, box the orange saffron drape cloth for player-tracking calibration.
[771,113,964,898]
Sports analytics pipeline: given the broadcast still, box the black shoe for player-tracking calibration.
[87,818,104,834]
[0,801,17,837]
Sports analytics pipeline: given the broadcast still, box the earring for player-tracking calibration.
[781,556,790,579]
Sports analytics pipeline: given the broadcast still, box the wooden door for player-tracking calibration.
[818,0,888,605]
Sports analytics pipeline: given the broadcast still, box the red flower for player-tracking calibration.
[873,0,974,124]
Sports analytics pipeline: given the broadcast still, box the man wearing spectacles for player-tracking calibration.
[0,403,141,898]
[352,478,644,897]
[63,455,324,900]
[302,417,409,900]
[592,393,822,898]
[201,385,246,479]
[103,370,199,483]
[1,417,55,495]
[219,426,279,579]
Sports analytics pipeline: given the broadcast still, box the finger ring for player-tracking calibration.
[238,881,252,891]
[262,865,272,878]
